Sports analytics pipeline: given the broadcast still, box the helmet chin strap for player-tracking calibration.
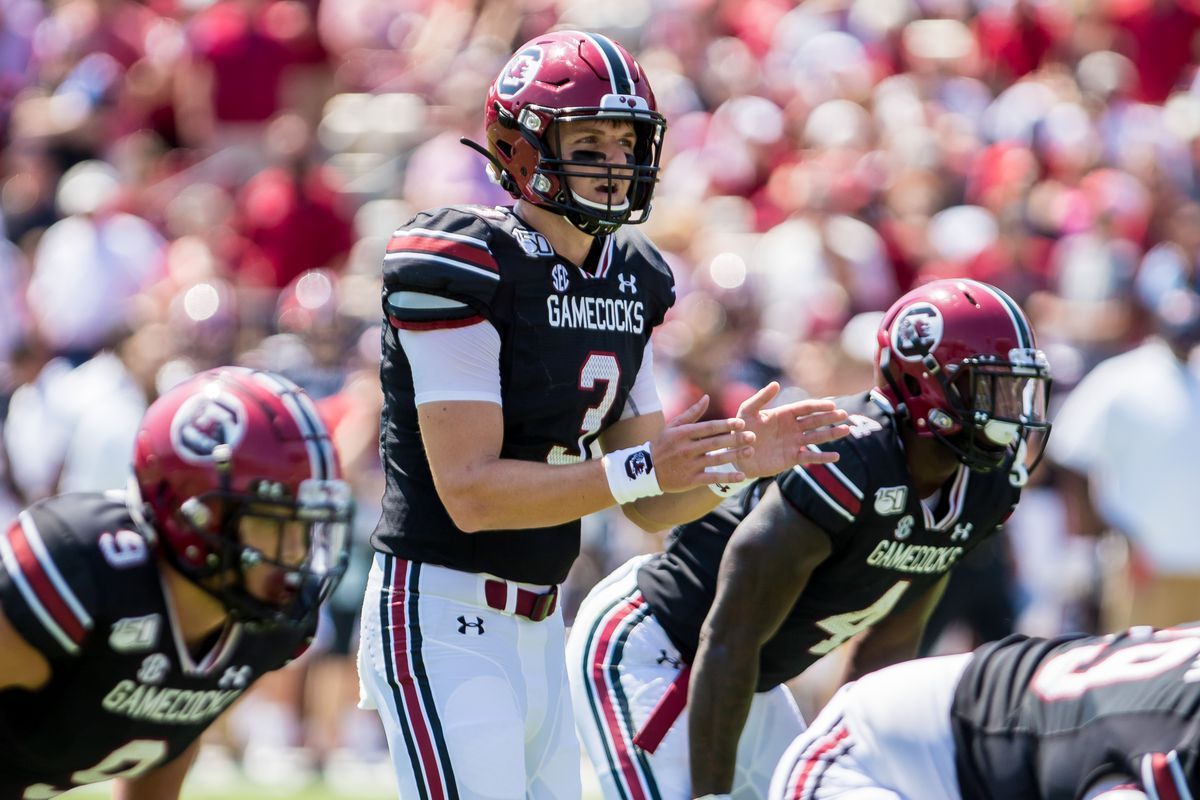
[459,137,520,196]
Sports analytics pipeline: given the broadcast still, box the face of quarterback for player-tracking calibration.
[552,118,637,212]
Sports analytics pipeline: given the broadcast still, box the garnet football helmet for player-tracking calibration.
[132,367,352,628]
[875,279,1052,476]
[466,30,667,236]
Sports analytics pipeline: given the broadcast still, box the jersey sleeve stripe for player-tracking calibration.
[391,227,490,249]
[0,517,90,654]
[388,314,485,331]
[386,234,498,273]
[383,251,501,282]
[1142,751,1191,800]
[808,448,864,501]
[795,451,863,518]
[790,467,857,522]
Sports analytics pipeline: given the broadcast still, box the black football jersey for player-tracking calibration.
[952,627,1200,800]
[375,205,675,585]
[638,390,1021,691]
[0,493,312,799]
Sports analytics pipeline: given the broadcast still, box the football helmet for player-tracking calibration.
[875,279,1052,476]
[467,30,667,236]
[132,367,352,628]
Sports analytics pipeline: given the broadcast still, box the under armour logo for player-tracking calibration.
[617,273,637,294]
[219,665,253,689]
[951,522,974,542]
[457,616,485,635]
[655,650,681,668]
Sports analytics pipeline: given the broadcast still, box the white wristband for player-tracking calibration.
[603,442,663,505]
[706,461,754,497]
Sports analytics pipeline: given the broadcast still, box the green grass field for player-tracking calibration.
[68,786,389,800]
[60,750,605,799]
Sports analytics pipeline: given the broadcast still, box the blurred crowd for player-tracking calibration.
[4,0,1200,790]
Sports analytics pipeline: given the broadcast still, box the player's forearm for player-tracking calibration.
[688,638,760,795]
[623,486,723,532]
[435,455,621,532]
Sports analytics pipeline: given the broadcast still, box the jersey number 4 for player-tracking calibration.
[547,353,622,464]
[808,581,911,656]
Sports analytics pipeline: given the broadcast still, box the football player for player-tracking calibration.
[0,367,352,799]
[770,624,1200,800]
[565,278,1053,800]
[360,29,851,800]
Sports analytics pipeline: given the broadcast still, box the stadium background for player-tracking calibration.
[3,0,1200,795]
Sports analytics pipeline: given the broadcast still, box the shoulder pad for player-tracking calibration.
[0,496,120,660]
[611,227,675,320]
[382,207,501,326]
[777,443,871,537]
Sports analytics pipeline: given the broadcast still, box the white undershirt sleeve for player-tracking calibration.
[397,320,503,406]
[620,341,663,420]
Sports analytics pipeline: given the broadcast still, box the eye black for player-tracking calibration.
[570,150,606,163]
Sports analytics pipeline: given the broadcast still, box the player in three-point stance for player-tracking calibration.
[771,623,1200,800]
[566,279,1053,800]
[0,367,352,799]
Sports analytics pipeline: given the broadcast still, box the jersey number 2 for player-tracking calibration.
[547,353,621,464]
[808,581,911,656]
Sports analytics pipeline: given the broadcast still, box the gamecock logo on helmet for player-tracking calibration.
[169,391,248,464]
[891,303,944,362]
[496,47,543,99]
[624,449,653,479]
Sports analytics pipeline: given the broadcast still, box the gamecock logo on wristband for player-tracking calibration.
[625,450,653,479]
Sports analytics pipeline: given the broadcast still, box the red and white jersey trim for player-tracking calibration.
[792,448,864,522]
[922,465,970,531]
[1142,751,1193,800]
[0,512,93,655]
[385,227,500,282]
[594,236,616,279]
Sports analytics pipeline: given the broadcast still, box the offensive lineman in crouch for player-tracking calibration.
[0,367,352,799]
[771,624,1200,800]
[359,29,850,800]
[566,279,1053,800]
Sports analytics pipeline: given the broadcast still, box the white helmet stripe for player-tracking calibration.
[249,371,330,481]
[294,389,339,480]
[966,280,1032,350]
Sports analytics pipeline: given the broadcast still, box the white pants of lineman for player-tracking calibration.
[567,555,805,800]
[769,653,971,800]
[358,553,581,799]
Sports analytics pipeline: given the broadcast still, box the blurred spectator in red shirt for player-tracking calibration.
[232,115,353,291]
[975,0,1069,84]
[1108,0,1200,103]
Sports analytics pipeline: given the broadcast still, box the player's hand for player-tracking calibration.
[732,382,851,479]
[649,395,757,493]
